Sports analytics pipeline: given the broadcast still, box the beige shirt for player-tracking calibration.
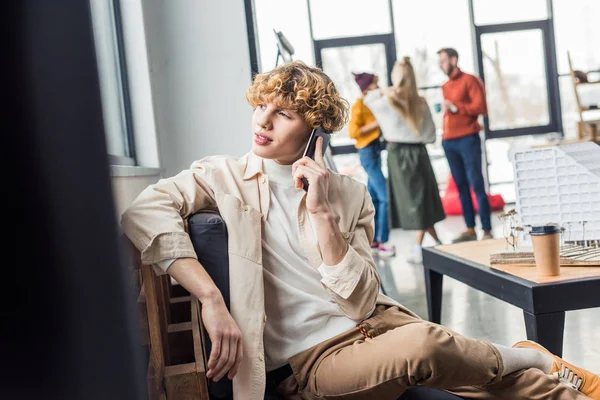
[121,152,418,400]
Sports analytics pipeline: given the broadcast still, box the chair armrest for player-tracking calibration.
[188,210,233,399]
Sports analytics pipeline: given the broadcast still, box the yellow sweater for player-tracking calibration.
[348,98,381,149]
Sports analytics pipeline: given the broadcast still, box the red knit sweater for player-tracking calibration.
[441,69,488,140]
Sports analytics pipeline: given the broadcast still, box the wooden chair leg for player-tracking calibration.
[142,264,168,400]
[163,299,210,399]
[147,363,162,400]
[156,274,172,365]
[588,122,598,141]
[577,121,585,140]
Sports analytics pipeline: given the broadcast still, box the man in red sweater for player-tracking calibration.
[438,48,492,243]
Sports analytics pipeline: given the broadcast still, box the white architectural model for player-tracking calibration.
[513,142,600,246]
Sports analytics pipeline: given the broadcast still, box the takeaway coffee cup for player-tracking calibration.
[530,224,561,277]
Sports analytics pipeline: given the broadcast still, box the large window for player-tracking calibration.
[254,0,314,71]
[481,29,551,131]
[89,0,134,165]
[473,17,561,139]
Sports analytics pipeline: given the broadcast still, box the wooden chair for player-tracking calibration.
[132,211,464,400]
[567,51,600,141]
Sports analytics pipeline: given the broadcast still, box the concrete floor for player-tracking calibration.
[375,211,600,374]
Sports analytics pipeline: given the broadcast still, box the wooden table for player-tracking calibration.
[422,239,600,357]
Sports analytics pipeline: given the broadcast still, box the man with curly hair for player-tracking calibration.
[122,61,599,400]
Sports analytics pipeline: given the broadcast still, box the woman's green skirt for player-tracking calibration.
[386,142,446,230]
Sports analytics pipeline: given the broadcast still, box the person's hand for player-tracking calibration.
[360,120,380,135]
[292,136,331,215]
[442,100,456,114]
[202,296,244,382]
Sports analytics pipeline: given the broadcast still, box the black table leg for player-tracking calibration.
[523,310,565,357]
[425,268,443,324]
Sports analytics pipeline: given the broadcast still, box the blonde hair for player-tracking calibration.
[387,57,424,134]
[246,60,349,133]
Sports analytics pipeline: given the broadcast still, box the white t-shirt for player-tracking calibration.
[261,158,356,371]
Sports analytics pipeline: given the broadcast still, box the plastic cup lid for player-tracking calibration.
[529,224,561,236]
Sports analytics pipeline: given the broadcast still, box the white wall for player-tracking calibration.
[112,172,162,219]
[142,0,254,177]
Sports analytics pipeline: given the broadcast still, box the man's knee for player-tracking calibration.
[397,323,454,364]
[469,174,486,195]
[462,162,483,191]
[454,179,471,193]
[449,167,469,190]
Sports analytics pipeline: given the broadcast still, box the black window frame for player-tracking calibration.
[469,0,563,139]
[113,0,136,164]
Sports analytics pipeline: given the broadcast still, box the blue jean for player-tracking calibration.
[442,133,492,232]
[358,139,389,243]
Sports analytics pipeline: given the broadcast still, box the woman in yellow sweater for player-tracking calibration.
[349,73,395,257]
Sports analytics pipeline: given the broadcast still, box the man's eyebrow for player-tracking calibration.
[275,106,294,114]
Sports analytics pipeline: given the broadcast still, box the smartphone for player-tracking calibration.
[300,127,331,191]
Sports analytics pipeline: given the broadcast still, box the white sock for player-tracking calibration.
[494,344,554,376]
[412,244,422,257]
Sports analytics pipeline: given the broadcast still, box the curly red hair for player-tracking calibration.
[246,61,349,133]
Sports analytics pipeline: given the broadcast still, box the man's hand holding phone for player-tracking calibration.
[293,135,349,266]
[292,135,331,215]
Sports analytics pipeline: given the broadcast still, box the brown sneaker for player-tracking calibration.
[451,230,478,243]
[481,231,494,240]
[513,340,600,398]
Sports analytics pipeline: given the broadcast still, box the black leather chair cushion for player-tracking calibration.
[188,211,463,400]
[189,211,232,399]
[398,387,462,399]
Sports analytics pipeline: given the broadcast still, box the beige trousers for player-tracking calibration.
[276,305,587,400]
